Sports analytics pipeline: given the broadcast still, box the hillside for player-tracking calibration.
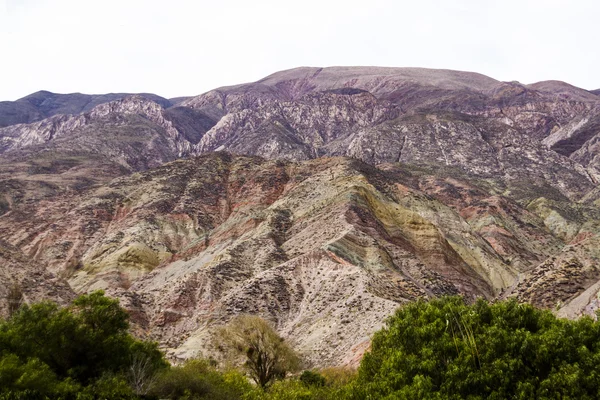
[1,67,600,366]
[0,91,172,127]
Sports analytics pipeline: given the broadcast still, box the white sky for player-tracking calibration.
[1,0,598,101]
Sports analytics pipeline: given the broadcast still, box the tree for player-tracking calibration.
[126,341,168,396]
[0,291,167,397]
[5,282,24,317]
[355,296,600,399]
[217,315,300,388]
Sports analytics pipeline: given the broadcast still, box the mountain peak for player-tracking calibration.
[527,80,599,102]
[256,66,501,93]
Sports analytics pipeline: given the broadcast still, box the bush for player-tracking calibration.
[149,359,252,399]
[356,296,600,399]
[0,291,167,398]
[217,315,301,388]
[299,370,326,387]
[319,367,357,387]
[79,374,137,399]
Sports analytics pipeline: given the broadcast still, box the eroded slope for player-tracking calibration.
[3,153,600,365]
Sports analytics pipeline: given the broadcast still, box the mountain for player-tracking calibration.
[183,67,600,183]
[0,95,219,212]
[2,151,600,365]
[0,90,172,128]
[4,67,599,198]
[2,67,600,366]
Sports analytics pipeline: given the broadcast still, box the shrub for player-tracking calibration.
[356,296,600,399]
[149,359,252,399]
[299,370,326,387]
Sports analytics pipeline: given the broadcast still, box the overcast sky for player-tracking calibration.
[1,0,598,101]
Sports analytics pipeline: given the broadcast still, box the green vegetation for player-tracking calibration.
[3,294,600,399]
[356,296,600,399]
[148,359,252,399]
[217,315,301,388]
[299,370,326,387]
[0,291,167,399]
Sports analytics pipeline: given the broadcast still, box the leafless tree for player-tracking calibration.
[127,353,159,396]
[6,282,24,316]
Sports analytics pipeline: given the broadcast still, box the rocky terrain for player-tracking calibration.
[0,240,73,316]
[2,66,600,366]
[0,90,176,128]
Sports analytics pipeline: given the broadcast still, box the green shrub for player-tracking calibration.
[299,370,326,387]
[319,367,357,387]
[217,315,301,388]
[149,359,252,399]
[79,374,137,399]
[0,291,167,398]
[356,296,600,399]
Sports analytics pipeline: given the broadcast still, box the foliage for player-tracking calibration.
[299,370,326,387]
[245,371,356,400]
[319,367,357,387]
[4,293,600,399]
[149,359,252,399]
[356,296,600,399]
[0,354,61,394]
[0,291,167,398]
[217,315,301,388]
[78,374,137,399]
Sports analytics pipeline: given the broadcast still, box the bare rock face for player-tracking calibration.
[177,67,600,195]
[3,67,600,366]
[3,152,600,366]
[0,240,74,318]
[0,95,204,159]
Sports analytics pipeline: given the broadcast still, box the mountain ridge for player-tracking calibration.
[0,90,173,128]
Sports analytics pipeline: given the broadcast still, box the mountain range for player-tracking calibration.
[2,66,600,366]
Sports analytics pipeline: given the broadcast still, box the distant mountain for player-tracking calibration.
[180,67,600,192]
[3,67,600,366]
[0,95,219,206]
[0,90,172,127]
